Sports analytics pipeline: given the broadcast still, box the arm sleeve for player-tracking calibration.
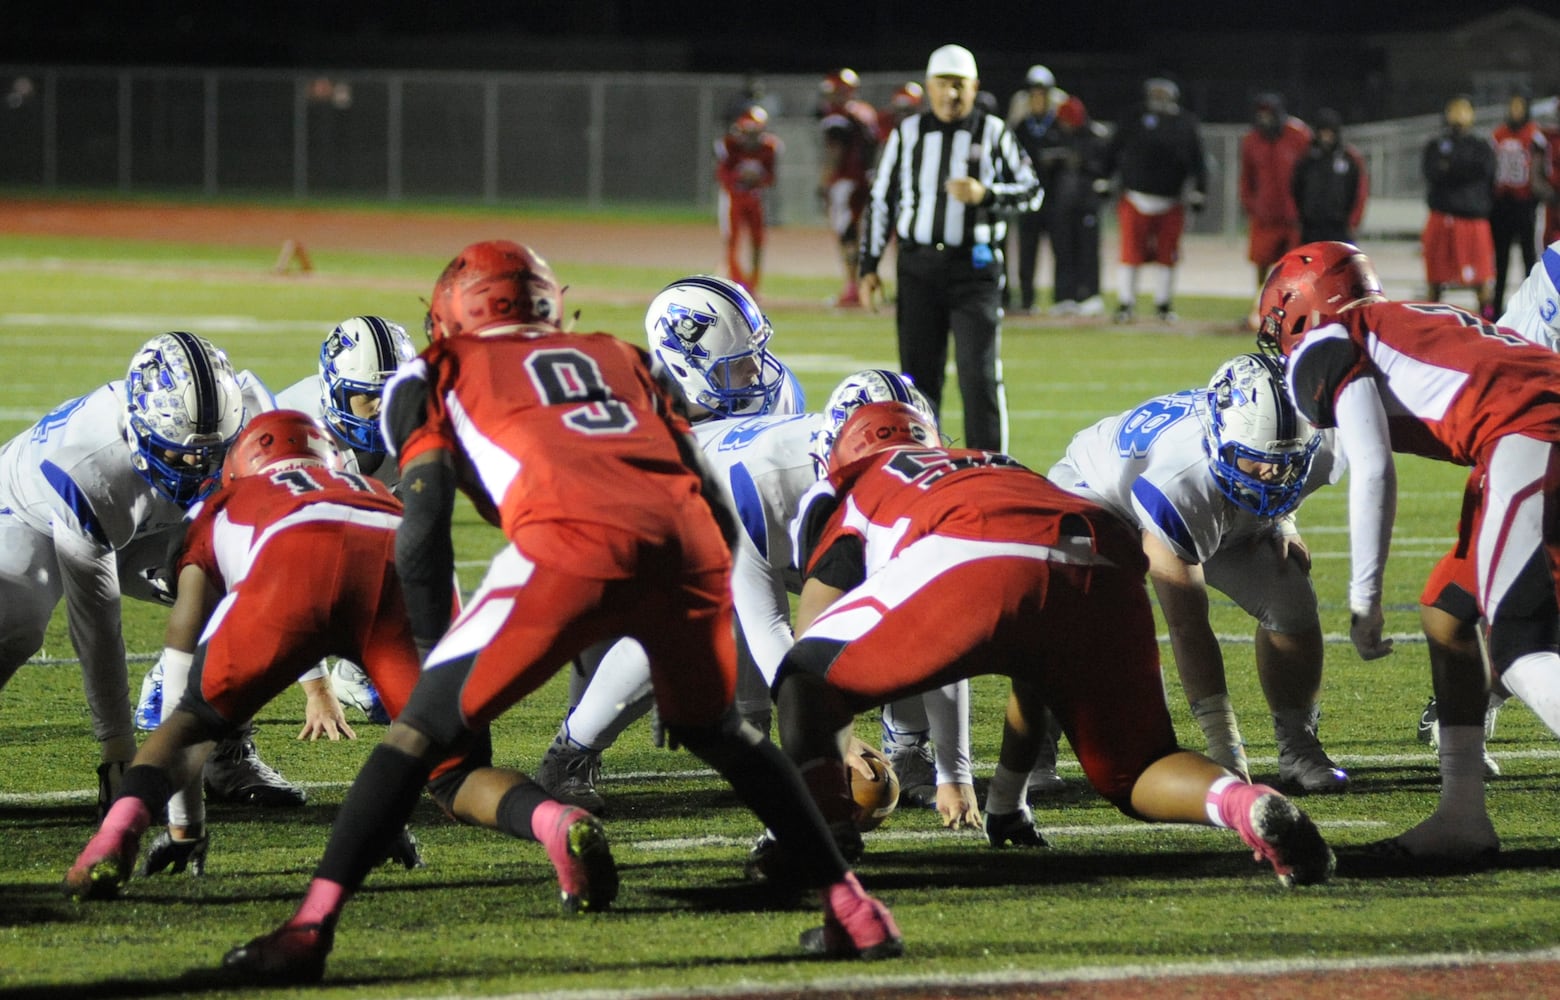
[395,458,458,652]
[924,680,974,786]
[1332,377,1397,614]
[729,541,793,686]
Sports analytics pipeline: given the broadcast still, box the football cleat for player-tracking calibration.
[331,661,389,724]
[204,734,307,808]
[222,920,335,984]
[1416,696,1438,744]
[1233,790,1335,888]
[799,873,904,960]
[542,808,619,914]
[745,822,864,884]
[884,744,936,809]
[96,760,126,822]
[140,829,208,877]
[383,826,426,870]
[1277,751,1349,795]
[535,741,606,813]
[1420,696,1502,777]
[985,806,1049,849]
[135,662,164,731]
[64,827,142,901]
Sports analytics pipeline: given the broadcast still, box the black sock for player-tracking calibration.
[119,764,172,815]
[494,780,553,842]
[315,745,430,890]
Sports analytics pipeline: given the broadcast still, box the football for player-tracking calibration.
[850,746,901,831]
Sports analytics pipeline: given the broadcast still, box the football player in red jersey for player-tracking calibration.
[65,410,461,900]
[817,69,880,307]
[1259,240,1560,864]
[223,240,901,982]
[768,401,1335,888]
[876,81,923,146]
[714,107,782,295]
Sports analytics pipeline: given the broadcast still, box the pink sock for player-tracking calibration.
[1206,777,1279,831]
[529,800,573,846]
[291,878,347,928]
[78,798,149,863]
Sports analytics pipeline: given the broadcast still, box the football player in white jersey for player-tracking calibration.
[275,315,416,721]
[1032,353,1347,795]
[0,332,246,810]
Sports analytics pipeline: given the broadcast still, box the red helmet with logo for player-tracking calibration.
[221,409,343,484]
[427,240,563,342]
[828,400,940,479]
[820,68,860,107]
[1257,241,1384,356]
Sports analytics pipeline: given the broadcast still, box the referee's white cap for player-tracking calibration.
[927,44,978,80]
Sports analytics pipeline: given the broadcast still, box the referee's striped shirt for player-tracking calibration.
[860,109,1040,275]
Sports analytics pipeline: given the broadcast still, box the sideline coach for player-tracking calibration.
[859,43,1040,452]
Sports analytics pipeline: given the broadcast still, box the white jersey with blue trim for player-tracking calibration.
[770,362,807,417]
[693,410,825,682]
[1496,240,1560,351]
[275,376,399,488]
[1049,391,1342,565]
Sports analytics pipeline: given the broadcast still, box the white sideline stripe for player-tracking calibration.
[0,312,325,333]
[10,750,1560,807]
[438,947,1560,1000]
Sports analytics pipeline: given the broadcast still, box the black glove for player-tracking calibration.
[139,829,208,877]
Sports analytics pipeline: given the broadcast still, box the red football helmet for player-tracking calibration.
[819,68,860,107]
[426,240,563,341]
[221,409,343,484]
[828,400,940,476]
[1257,241,1384,356]
[890,81,924,111]
[733,106,768,135]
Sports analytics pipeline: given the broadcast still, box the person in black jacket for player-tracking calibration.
[1047,95,1108,316]
[1101,77,1208,323]
[1007,65,1065,314]
[1291,109,1368,245]
[1420,94,1497,317]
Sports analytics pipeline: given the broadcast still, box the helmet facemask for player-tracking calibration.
[1202,355,1318,518]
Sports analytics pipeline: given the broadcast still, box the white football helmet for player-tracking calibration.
[123,332,246,507]
[645,275,785,419]
[1201,353,1318,517]
[810,368,938,476]
[317,316,416,453]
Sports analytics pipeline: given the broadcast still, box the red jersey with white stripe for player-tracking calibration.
[1286,300,1560,465]
[180,464,401,590]
[390,330,707,575]
[802,447,1134,584]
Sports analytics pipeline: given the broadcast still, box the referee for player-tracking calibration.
[859,43,1040,452]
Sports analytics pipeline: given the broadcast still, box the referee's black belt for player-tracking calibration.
[899,241,969,255]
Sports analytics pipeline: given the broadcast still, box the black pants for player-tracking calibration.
[895,244,1006,451]
[1491,195,1540,312]
[1050,207,1101,304]
[1013,210,1051,310]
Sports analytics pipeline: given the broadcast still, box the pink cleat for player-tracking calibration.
[799,872,904,960]
[64,823,144,901]
[542,806,619,913]
[1220,782,1335,887]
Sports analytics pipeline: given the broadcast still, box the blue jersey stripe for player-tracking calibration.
[728,461,768,560]
[1544,246,1560,291]
[41,460,108,546]
[1130,477,1195,560]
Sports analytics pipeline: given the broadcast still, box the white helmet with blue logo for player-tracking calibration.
[1201,353,1318,517]
[317,316,416,453]
[644,275,785,419]
[123,331,246,507]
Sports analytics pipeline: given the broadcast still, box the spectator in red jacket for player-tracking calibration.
[1490,88,1553,314]
[1239,93,1311,330]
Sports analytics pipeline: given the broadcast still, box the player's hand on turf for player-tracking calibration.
[936,782,982,831]
[843,735,876,780]
[299,686,357,742]
[1350,603,1394,661]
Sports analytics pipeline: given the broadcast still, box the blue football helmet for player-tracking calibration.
[123,332,246,507]
[645,276,785,419]
[317,316,415,453]
[1201,353,1318,517]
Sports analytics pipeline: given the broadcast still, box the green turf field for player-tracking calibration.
[2,231,1559,999]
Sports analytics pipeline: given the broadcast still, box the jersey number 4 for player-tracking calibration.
[526,349,639,435]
